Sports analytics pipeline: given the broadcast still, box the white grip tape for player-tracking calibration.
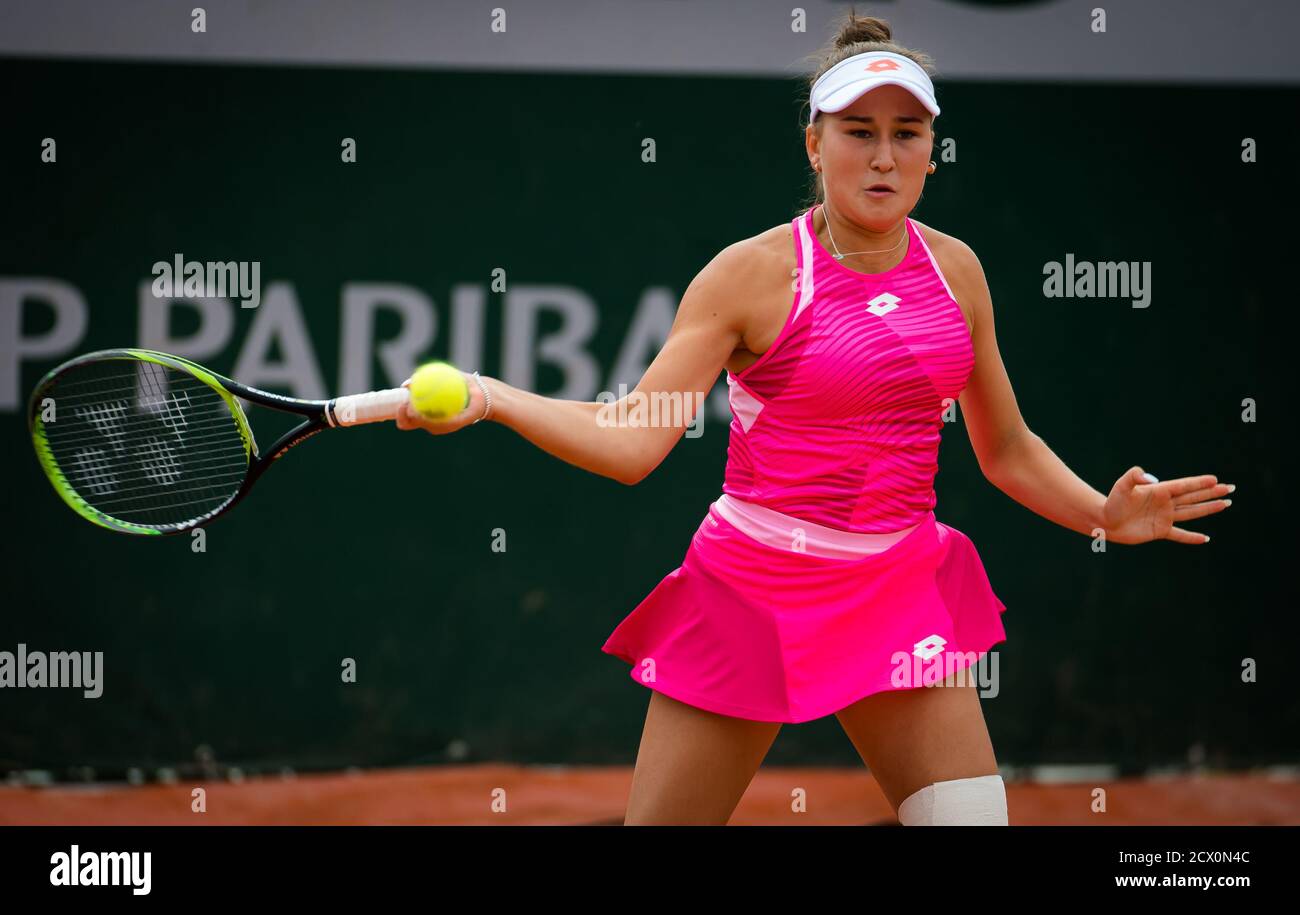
[331,388,410,426]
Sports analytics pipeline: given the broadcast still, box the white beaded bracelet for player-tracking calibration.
[470,371,492,423]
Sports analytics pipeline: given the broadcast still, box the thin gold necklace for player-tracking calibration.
[820,202,907,261]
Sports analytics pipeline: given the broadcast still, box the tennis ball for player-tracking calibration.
[408,361,470,420]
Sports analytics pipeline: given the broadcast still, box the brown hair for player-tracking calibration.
[800,10,939,209]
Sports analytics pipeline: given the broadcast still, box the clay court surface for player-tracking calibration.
[2,767,1297,825]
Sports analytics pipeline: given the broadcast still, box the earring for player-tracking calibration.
[927,161,936,172]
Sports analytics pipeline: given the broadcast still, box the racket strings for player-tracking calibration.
[41,424,252,450]
[36,360,251,529]
[89,483,251,512]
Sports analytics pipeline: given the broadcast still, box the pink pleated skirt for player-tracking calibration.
[601,494,1008,723]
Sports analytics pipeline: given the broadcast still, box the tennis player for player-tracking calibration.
[395,14,1233,825]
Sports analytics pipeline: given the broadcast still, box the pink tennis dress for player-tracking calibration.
[602,204,1008,723]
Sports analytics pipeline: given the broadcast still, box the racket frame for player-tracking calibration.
[29,348,351,536]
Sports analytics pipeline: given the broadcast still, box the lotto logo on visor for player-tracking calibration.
[809,50,940,126]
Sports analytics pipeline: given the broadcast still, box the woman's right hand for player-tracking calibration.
[393,373,487,436]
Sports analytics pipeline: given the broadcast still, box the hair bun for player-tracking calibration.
[836,14,892,48]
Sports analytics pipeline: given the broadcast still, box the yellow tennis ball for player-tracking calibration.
[409,361,469,419]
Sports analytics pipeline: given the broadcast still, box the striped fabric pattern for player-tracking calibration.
[722,204,974,534]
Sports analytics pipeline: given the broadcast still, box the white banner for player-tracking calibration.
[2,0,1297,84]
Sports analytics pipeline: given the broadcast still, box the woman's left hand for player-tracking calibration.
[1101,465,1233,545]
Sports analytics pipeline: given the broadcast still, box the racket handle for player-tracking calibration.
[329,388,410,426]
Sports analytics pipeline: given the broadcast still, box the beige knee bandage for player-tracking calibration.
[897,774,1007,825]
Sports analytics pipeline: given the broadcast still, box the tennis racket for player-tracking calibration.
[28,348,412,535]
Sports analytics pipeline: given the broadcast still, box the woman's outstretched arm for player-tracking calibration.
[942,235,1233,545]
[393,241,763,486]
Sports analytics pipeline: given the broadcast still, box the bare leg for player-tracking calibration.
[623,690,783,825]
[834,668,999,815]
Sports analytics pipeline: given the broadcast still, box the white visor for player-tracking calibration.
[809,50,939,127]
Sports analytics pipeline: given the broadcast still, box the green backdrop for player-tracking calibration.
[0,58,1290,775]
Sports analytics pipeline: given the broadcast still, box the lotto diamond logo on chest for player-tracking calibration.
[866,292,901,316]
